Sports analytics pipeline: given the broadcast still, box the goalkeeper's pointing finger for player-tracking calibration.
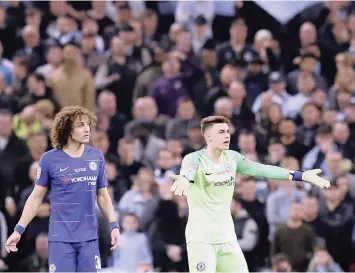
[170,181,178,192]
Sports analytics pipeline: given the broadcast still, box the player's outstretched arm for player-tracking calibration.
[237,158,331,189]
[170,154,198,196]
[5,185,47,253]
[97,188,120,250]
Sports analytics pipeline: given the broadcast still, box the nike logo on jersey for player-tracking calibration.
[205,173,212,175]
[60,167,69,172]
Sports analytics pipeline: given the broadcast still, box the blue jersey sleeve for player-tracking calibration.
[36,154,50,187]
[97,153,108,189]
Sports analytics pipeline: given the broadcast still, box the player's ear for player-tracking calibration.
[205,133,211,143]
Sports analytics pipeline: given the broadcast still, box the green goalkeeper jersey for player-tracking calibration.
[180,149,290,244]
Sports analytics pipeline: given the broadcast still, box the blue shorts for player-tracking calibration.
[48,239,101,272]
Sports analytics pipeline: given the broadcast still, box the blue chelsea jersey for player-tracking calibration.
[36,145,108,242]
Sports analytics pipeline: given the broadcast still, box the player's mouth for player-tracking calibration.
[223,140,230,146]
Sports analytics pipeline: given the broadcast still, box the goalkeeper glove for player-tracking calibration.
[292,169,331,189]
[169,174,189,196]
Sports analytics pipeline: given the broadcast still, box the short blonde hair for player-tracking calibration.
[200,116,230,134]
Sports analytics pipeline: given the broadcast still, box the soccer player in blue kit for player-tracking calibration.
[5,106,120,272]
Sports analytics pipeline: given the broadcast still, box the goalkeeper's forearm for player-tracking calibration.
[237,159,293,181]
[17,193,44,229]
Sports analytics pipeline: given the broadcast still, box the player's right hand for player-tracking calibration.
[4,231,21,253]
[169,174,189,196]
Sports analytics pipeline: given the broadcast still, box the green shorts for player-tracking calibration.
[187,241,249,273]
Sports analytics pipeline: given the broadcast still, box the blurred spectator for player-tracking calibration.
[302,196,323,238]
[296,102,320,151]
[253,29,281,72]
[95,36,137,119]
[278,119,308,161]
[13,131,48,201]
[35,43,63,81]
[288,51,328,95]
[90,129,119,165]
[141,10,160,47]
[227,81,255,132]
[175,1,214,37]
[307,245,343,272]
[125,96,166,140]
[15,25,46,72]
[252,71,291,116]
[154,148,178,185]
[12,57,29,93]
[284,71,316,118]
[272,200,314,271]
[165,97,197,141]
[302,126,336,171]
[191,15,215,58]
[12,105,41,140]
[323,151,355,182]
[17,233,48,272]
[318,184,353,271]
[115,137,144,196]
[332,121,355,160]
[231,196,259,271]
[238,177,270,269]
[80,28,105,75]
[150,51,202,118]
[202,64,241,116]
[118,167,159,229]
[182,120,204,155]
[0,109,29,197]
[111,213,153,273]
[0,41,13,87]
[266,156,307,241]
[97,90,126,153]
[133,46,164,100]
[13,72,58,115]
[271,253,293,272]
[49,42,95,111]
[149,181,188,272]
[216,18,254,70]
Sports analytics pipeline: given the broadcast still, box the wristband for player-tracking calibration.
[14,224,25,234]
[109,221,119,230]
[292,171,304,181]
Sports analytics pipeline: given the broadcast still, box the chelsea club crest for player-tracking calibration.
[89,161,97,171]
[49,264,56,272]
[225,164,232,172]
[196,262,206,271]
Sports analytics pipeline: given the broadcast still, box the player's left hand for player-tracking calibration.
[302,169,331,189]
[110,228,120,251]
[169,174,189,196]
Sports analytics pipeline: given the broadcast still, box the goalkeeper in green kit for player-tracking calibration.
[169,116,331,273]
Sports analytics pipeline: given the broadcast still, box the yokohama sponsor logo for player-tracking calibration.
[71,176,97,183]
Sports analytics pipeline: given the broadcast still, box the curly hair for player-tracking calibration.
[50,106,97,149]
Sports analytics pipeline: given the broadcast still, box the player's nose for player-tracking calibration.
[84,124,90,132]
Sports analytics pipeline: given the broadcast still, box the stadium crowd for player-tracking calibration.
[0,0,355,272]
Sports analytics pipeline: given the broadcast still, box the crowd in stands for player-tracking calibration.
[0,0,355,272]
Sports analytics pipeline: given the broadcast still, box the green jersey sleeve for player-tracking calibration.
[230,150,290,180]
[179,153,199,182]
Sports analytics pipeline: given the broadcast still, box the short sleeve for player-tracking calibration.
[97,153,108,189]
[36,154,50,187]
[180,153,198,182]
